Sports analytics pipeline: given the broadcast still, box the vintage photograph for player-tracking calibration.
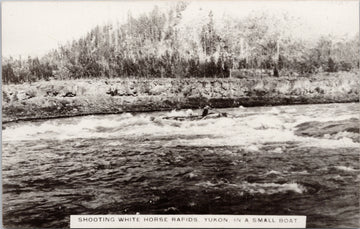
[1,0,359,228]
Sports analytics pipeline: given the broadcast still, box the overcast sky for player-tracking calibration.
[2,0,359,57]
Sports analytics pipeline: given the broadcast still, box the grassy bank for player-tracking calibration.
[2,72,359,123]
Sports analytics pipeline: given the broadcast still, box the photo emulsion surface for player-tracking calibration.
[1,0,359,228]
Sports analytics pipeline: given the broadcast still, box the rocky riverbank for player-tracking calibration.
[2,71,359,123]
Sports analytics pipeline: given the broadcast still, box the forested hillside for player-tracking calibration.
[2,2,359,84]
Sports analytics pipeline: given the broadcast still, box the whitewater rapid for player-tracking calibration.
[3,103,359,150]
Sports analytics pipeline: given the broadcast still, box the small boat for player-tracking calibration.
[162,112,228,121]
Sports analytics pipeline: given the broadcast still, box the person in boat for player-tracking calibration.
[202,105,211,117]
[202,105,228,118]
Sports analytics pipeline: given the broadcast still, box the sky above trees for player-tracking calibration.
[2,0,359,57]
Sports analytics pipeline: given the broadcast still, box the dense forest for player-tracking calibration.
[2,2,360,84]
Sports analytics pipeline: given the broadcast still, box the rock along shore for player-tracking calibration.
[2,71,359,123]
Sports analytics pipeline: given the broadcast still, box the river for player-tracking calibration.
[2,103,359,228]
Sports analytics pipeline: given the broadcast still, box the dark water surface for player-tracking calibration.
[2,103,360,228]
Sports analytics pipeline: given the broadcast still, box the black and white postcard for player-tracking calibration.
[1,0,359,228]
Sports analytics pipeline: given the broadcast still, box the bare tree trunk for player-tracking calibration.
[274,39,280,77]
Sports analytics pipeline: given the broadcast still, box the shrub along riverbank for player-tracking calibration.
[2,71,359,123]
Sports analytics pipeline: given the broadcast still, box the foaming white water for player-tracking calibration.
[290,170,310,175]
[3,103,359,149]
[300,136,359,148]
[166,109,195,117]
[265,170,283,175]
[268,107,281,114]
[237,182,306,195]
[334,166,358,172]
[197,181,305,194]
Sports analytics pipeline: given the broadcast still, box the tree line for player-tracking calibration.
[2,2,360,84]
